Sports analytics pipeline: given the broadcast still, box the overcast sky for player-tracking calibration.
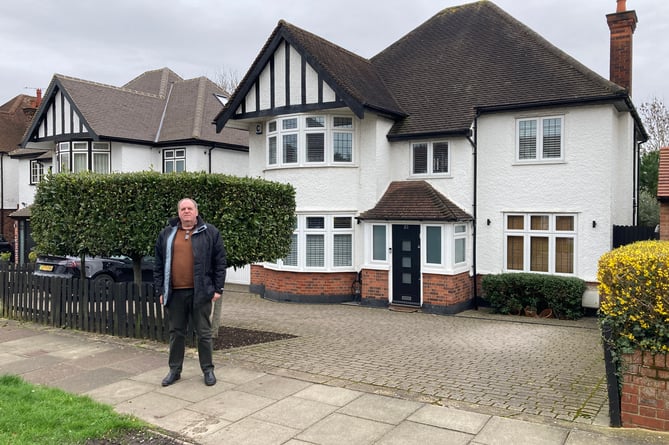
[1,0,666,107]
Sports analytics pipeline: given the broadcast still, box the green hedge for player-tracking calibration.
[31,171,296,269]
[481,273,586,319]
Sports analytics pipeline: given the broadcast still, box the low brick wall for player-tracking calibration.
[621,350,669,431]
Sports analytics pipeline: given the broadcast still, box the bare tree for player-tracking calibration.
[639,97,669,154]
[213,67,242,96]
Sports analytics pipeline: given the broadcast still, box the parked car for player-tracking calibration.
[34,255,155,287]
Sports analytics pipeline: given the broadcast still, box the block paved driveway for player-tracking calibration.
[218,289,608,426]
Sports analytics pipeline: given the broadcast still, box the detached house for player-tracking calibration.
[11,68,248,264]
[214,0,646,312]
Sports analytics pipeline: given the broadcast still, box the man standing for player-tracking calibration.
[154,198,226,386]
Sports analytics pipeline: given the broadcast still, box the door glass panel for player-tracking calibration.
[402,240,411,251]
[402,257,411,268]
[402,273,411,284]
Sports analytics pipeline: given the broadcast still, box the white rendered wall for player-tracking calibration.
[475,104,634,283]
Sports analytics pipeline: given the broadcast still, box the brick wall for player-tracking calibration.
[660,203,669,241]
[360,269,389,304]
[251,265,356,297]
[621,350,669,431]
[423,272,471,306]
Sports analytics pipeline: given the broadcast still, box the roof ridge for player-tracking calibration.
[55,74,163,99]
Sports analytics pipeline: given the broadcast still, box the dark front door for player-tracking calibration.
[392,224,421,306]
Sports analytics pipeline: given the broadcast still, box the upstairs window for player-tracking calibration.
[56,141,110,173]
[163,148,185,173]
[517,116,563,162]
[267,115,354,167]
[30,160,44,184]
[412,141,449,175]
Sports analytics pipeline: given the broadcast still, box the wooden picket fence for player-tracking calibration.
[0,263,169,343]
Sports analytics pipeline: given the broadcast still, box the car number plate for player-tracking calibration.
[39,264,54,272]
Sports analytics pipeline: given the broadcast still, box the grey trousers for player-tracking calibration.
[166,288,214,373]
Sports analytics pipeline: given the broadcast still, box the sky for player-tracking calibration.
[0,0,667,107]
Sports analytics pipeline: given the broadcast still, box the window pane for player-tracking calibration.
[455,224,466,234]
[92,152,109,173]
[165,160,174,173]
[433,142,449,173]
[333,217,352,229]
[530,215,549,231]
[282,118,297,130]
[306,217,324,229]
[284,234,298,266]
[413,143,428,174]
[93,142,109,151]
[306,133,325,162]
[333,234,352,267]
[73,152,87,172]
[455,238,466,263]
[426,226,441,264]
[507,236,524,270]
[306,116,324,128]
[333,132,352,162]
[283,134,297,163]
[372,225,386,261]
[306,234,324,267]
[519,120,537,159]
[268,136,277,164]
[555,237,574,273]
[268,121,277,132]
[556,215,574,231]
[530,236,549,272]
[333,117,352,128]
[507,215,524,230]
[542,118,561,158]
[175,159,185,172]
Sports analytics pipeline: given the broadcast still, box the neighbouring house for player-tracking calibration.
[213,0,647,313]
[10,67,249,269]
[657,147,669,239]
[0,92,39,254]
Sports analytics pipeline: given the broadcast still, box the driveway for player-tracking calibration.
[218,287,608,425]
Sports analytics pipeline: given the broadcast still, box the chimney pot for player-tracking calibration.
[617,0,626,13]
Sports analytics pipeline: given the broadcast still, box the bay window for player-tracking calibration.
[164,148,185,173]
[56,141,111,173]
[267,115,354,167]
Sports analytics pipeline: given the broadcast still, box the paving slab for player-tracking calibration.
[293,383,363,406]
[251,395,339,429]
[375,421,474,445]
[337,393,423,425]
[188,389,275,422]
[408,404,491,434]
[198,417,298,445]
[474,416,569,445]
[296,412,395,445]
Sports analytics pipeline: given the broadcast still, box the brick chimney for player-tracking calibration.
[607,0,638,95]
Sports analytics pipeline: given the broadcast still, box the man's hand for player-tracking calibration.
[213,292,221,302]
[159,295,163,305]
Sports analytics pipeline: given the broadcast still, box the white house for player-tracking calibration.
[213,1,646,312]
[11,68,249,268]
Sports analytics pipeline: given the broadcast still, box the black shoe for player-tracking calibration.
[161,371,181,387]
[204,370,216,386]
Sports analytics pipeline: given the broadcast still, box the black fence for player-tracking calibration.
[612,225,658,249]
[0,263,169,343]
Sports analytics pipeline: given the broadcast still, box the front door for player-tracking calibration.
[391,224,421,306]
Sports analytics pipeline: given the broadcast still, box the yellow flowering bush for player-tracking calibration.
[598,240,669,354]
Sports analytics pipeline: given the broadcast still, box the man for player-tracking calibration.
[154,198,226,386]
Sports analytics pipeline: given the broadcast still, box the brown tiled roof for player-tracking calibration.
[658,147,669,200]
[214,20,405,128]
[26,68,247,149]
[371,1,629,138]
[359,181,473,222]
[0,95,37,153]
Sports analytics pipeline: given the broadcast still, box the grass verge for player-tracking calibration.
[0,374,146,445]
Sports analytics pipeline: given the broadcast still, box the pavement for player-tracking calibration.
[1,285,669,444]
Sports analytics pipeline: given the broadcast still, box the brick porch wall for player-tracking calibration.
[360,269,389,306]
[423,272,471,307]
[250,265,356,302]
[621,350,669,431]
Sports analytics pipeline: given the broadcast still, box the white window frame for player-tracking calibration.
[163,148,186,173]
[57,142,70,173]
[266,114,355,168]
[503,213,576,275]
[91,142,110,173]
[272,214,355,271]
[411,141,450,176]
[30,160,44,184]
[516,116,564,162]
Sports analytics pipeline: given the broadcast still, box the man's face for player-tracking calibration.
[178,200,199,227]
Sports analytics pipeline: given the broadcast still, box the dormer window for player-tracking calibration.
[266,114,354,167]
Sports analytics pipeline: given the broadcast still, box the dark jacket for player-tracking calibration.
[153,215,227,307]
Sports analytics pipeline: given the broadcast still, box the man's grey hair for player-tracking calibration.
[178,198,198,210]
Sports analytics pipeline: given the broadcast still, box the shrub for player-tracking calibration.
[481,273,585,319]
[598,240,669,355]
